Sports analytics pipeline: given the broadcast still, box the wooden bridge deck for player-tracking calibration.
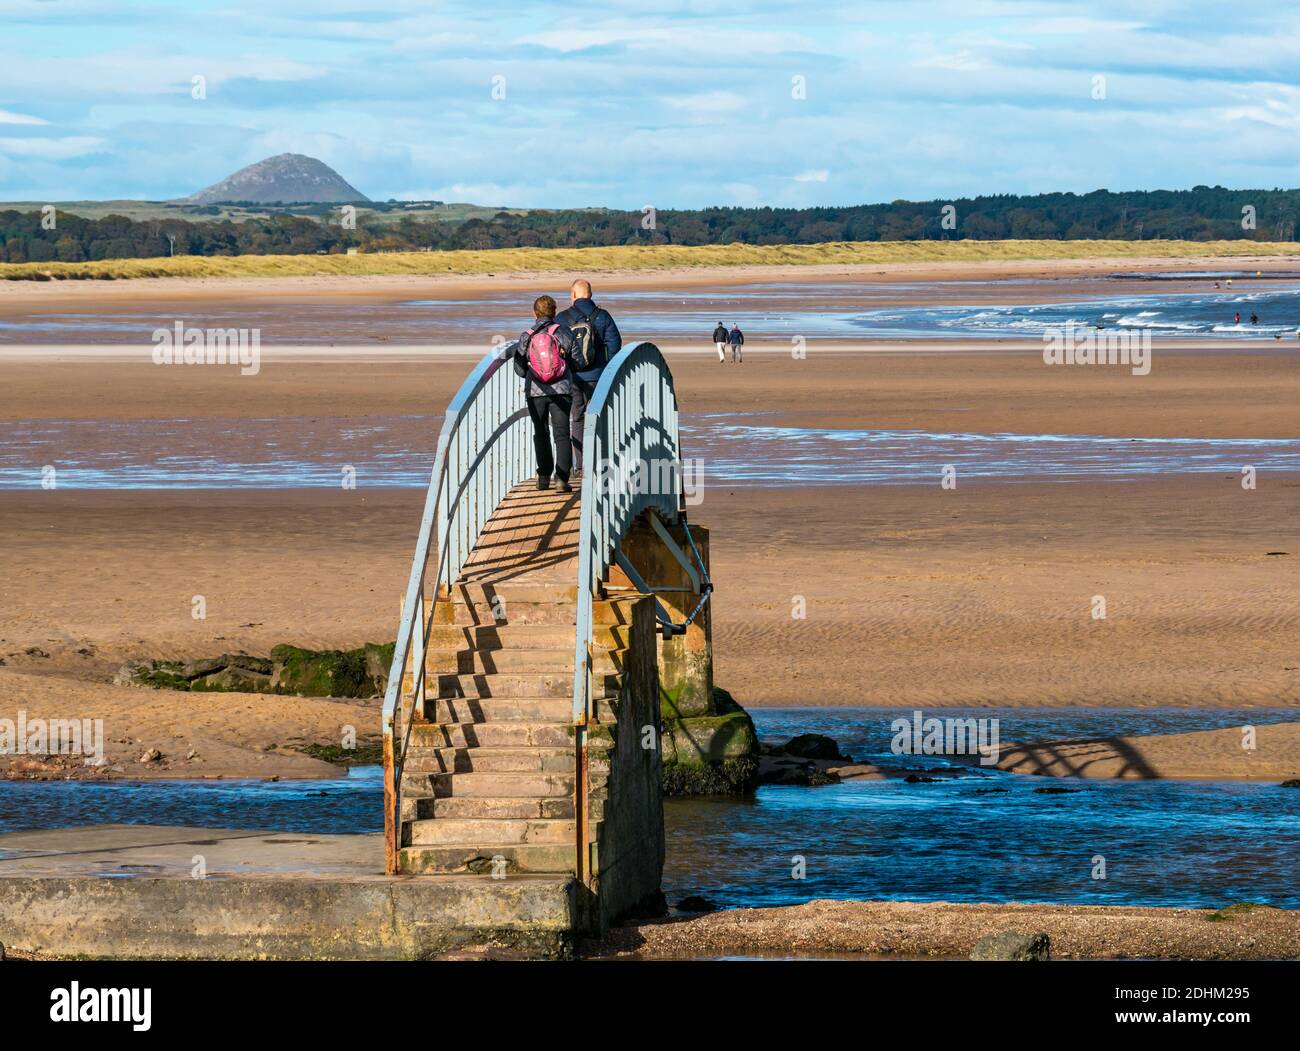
[458,483,581,586]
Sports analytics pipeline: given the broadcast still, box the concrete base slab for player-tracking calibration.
[0,825,579,959]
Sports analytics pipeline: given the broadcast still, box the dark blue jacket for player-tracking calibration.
[556,298,622,384]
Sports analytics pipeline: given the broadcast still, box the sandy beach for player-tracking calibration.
[585,898,1300,960]
[995,722,1300,780]
[2,257,1298,780]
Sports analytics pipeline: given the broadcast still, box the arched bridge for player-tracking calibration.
[382,340,711,922]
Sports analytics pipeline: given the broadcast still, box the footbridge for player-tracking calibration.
[382,340,714,929]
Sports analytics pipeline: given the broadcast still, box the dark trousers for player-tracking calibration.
[528,394,572,481]
[569,376,594,472]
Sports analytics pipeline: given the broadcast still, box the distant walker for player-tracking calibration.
[712,321,728,364]
[728,323,744,363]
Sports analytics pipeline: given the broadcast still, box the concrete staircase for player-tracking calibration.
[397,579,632,876]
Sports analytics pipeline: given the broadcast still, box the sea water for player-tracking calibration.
[4,413,1298,489]
[7,278,1300,343]
[4,710,1296,910]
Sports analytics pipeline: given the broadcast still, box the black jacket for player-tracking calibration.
[555,298,622,383]
[712,324,728,343]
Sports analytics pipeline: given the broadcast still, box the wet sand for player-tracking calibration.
[2,343,1298,440]
[995,722,1300,780]
[2,473,1296,778]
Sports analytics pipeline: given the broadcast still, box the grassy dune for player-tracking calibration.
[4,238,1300,282]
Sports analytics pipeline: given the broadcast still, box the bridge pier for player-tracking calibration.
[610,516,714,718]
[612,514,758,793]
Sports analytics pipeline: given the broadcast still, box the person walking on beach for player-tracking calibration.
[557,278,621,475]
[712,321,728,363]
[728,322,744,363]
[514,295,574,492]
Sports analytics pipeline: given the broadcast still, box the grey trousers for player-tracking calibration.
[569,376,594,472]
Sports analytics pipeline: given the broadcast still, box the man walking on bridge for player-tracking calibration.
[557,278,622,475]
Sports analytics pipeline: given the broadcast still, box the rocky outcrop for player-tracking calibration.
[758,733,865,786]
[113,643,394,699]
[660,687,760,796]
[969,930,1051,961]
[783,733,850,761]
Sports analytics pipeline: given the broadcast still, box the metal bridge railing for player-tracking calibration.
[571,342,682,726]
[381,339,534,874]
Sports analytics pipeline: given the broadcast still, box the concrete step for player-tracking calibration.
[399,843,576,876]
[435,583,579,627]
[434,670,620,699]
[435,671,568,698]
[404,746,576,774]
[423,695,571,723]
[403,771,575,798]
[426,623,631,650]
[452,582,579,605]
[410,721,574,749]
[422,695,616,723]
[417,795,576,820]
[427,648,625,675]
[428,648,573,674]
[407,817,577,846]
[433,588,637,628]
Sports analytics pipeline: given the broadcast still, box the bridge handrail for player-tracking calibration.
[571,342,681,724]
[380,339,534,873]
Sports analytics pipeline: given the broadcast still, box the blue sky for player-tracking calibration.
[1,0,1299,207]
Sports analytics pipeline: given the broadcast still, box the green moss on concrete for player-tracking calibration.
[658,685,761,797]
[659,681,687,721]
[662,709,758,763]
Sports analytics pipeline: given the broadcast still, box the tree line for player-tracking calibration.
[3,185,1298,263]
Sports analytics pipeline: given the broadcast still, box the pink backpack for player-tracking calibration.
[527,323,567,383]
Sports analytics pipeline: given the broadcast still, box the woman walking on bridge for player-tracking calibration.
[514,295,575,493]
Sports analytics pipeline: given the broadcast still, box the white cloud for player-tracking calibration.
[0,109,48,125]
[915,49,989,72]
[663,92,746,115]
[515,21,812,56]
[2,0,1298,206]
